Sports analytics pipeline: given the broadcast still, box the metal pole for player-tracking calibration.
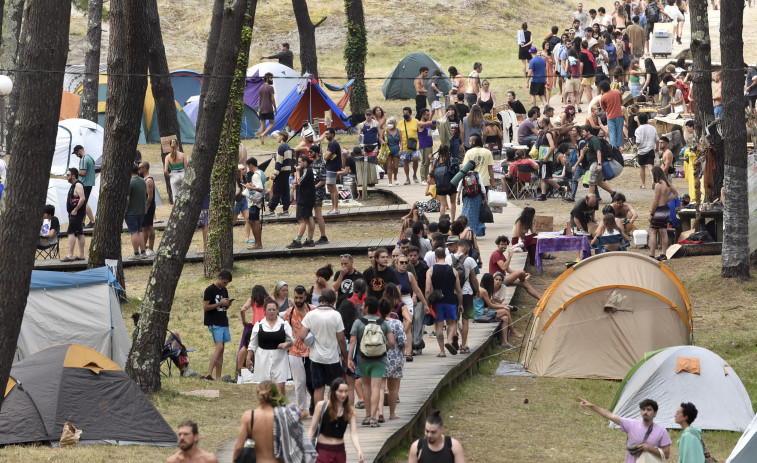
[0,96,5,150]
[361,156,368,200]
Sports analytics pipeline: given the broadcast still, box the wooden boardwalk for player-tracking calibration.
[58,203,410,236]
[214,182,525,462]
[33,237,398,271]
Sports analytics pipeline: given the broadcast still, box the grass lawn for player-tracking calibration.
[388,252,757,462]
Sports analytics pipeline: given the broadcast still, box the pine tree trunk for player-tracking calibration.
[81,0,102,123]
[0,0,24,154]
[87,0,151,285]
[146,0,183,204]
[0,1,5,39]
[204,1,256,278]
[0,0,71,412]
[344,0,369,114]
[719,0,750,279]
[292,0,319,78]
[127,0,248,393]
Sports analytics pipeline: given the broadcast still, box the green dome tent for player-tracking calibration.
[381,52,452,100]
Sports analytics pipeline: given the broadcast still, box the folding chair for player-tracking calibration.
[593,234,629,254]
[516,164,538,199]
[35,242,60,260]
[160,330,195,377]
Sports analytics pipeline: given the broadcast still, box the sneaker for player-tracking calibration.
[286,240,302,249]
[413,176,419,183]
[404,179,411,185]
[386,182,392,187]
[303,238,315,247]
[421,180,427,185]
[262,211,275,217]
[86,221,95,228]
[536,195,547,201]
[577,107,582,113]
[394,180,399,185]
[145,249,155,256]
[140,251,147,259]
[315,236,329,245]
[277,211,290,217]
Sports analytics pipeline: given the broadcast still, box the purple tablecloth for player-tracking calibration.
[535,234,591,273]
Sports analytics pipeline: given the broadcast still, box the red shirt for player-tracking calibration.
[489,249,507,275]
[601,90,623,120]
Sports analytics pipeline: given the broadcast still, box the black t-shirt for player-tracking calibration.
[325,140,342,172]
[570,198,597,228]
[579,51,595,78]
[412,259,430,293]
[50,217,60,237]
[363,266,399,299]
[455,102,469,121]
[203,283,230,327]
[298,166,315,206]
[344,156,356,175]
[509,100,527,115]
[333,269,365,298]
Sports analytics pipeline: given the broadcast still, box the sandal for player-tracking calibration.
[405,355,414,362]
[460,346,471,354]
[355,401,365,409]
[542,254,557,260]
[369,417,380,428]
[444,343,458,355]
[436,353,447,357]
[362,416,371,426]
[378,415,385,423]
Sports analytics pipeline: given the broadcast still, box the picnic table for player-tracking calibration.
[534,232,591,273]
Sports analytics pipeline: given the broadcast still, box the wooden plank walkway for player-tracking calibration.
[33,237,398,271]
[58,203,411,236]
[213,182,526,462]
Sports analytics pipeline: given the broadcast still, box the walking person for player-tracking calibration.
[244,157,264,248]
[415,67,429,119]
[268,130,294,216]
[382,283,413,363]
[323,128,342,215]
[675,402,708,463]
[125,164,147,260]
[308,377,364,463]
[384,117,402,186]
[249,298,294,393]
[347,296,394,428]
[649,166,678,261]
[408,410,466,463]
[258,72,277,145]
[363,247,400,299]
[580,397,672,462]
[526,46,548,108]
[163,138,187,199]
[203,269,234,381]
[283,285,314,412]
[139,162,156,255]
[286,155,316,248]
[398,107,420,184]
[425,248,464,357]
[73,145,96,227]
[446,238,480,354]
[378,298,407,423]
[393,256,427,360]
[464,62,482,108]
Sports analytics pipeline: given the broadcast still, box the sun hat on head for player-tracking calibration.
[528,46,538,53]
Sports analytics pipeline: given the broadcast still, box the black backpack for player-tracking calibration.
[451,254,468,287]
[646,1,660,23]
[434,164,453,194]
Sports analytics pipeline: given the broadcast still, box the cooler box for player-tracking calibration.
[650,23,674,56]
[633,230,648,247]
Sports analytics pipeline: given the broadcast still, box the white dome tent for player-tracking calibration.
[52,119,104,176]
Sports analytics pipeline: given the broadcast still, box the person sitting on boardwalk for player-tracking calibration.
[409,410,466,463]
[477,273,522,348]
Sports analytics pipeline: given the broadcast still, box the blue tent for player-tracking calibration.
[184,99,260,139]
[272,75,351,132]
[30,266,119,289]
[169,69,203,107]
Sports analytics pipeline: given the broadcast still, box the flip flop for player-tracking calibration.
[61,257,73,262]
[445,343,458,355]
[436,353,447,357]
[378,415,385,423]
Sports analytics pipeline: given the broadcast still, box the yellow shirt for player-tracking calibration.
[463,147,494,186]
[398,118,418,152]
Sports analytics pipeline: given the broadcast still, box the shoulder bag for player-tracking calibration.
[235,410,256,463]
[479,202,494,223]
[404,121,418,151]
[310,399,329,447]
[686,428,717,463]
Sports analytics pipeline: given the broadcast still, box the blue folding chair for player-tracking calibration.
[593,234,629,254]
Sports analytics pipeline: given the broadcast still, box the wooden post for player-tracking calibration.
[361,156,368,200]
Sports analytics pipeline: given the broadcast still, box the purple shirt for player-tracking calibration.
[618,417,672,463]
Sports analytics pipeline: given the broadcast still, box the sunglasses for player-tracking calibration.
[398,261,409,265]
[340,254,352,259]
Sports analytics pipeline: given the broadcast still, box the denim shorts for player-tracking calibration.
[234,197,249,214]
[401,150,420,161]
[208,325,231,343]
[326,171,338,185]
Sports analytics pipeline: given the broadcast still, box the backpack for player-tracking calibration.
[434,164,453,194]
[675,81,691,105]
[646,1,660,23]
[358,316,387,359]
[451,254,468,287]
[605,44,618,66]
[568,57,581,79]
[461,172,481,198]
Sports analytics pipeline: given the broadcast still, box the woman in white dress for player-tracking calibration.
[249,298,293,393]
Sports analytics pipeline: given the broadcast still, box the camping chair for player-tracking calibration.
[593,234,629,254]
[35,242,60,260]
[160,330,194,377]
[514,164,538,199]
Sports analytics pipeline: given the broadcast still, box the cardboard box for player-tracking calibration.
[533,215,554,233]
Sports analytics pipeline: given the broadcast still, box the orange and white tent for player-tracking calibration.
[519,253,693,379]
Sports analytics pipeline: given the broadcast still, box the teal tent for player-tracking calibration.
[381,52,452,100]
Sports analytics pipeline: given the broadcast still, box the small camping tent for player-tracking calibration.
[169,69,203,106]
[60,91,81,120]
[0,344,176,446]
[610,346,753,431]
[63,63,107,93]
[381,52,452,100]
[74,73,196,144]
[727,413,757,462]
[52,118,104,176]
[16,267,131,368]
[245,62,301,109]
[519,253,693,379]
[183,95,260,138]
[273,75,351,132]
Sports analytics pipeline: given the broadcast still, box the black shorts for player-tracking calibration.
[143,201,156,227]
[748,95,757,108]
[310,361,344,390]
[296,202,313,220]
[638,150,655,166]
[248,205,261,221]
[539,161,553,179]
[67,214,85,236]
[529,82,546,96]
[83,186,93,204]
[259,112,274,121]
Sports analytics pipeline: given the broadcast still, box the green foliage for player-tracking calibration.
[72,0,110,22]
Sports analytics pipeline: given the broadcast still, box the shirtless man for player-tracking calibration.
[166,421,218,463]
[610,192,638,233]
[293,127,315,159]
[659,136,674,182]
[415,67,429,120]
[447,66,466,99]
[649,166,678,261]
[713,72,723,118]
[464,62,483,108]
